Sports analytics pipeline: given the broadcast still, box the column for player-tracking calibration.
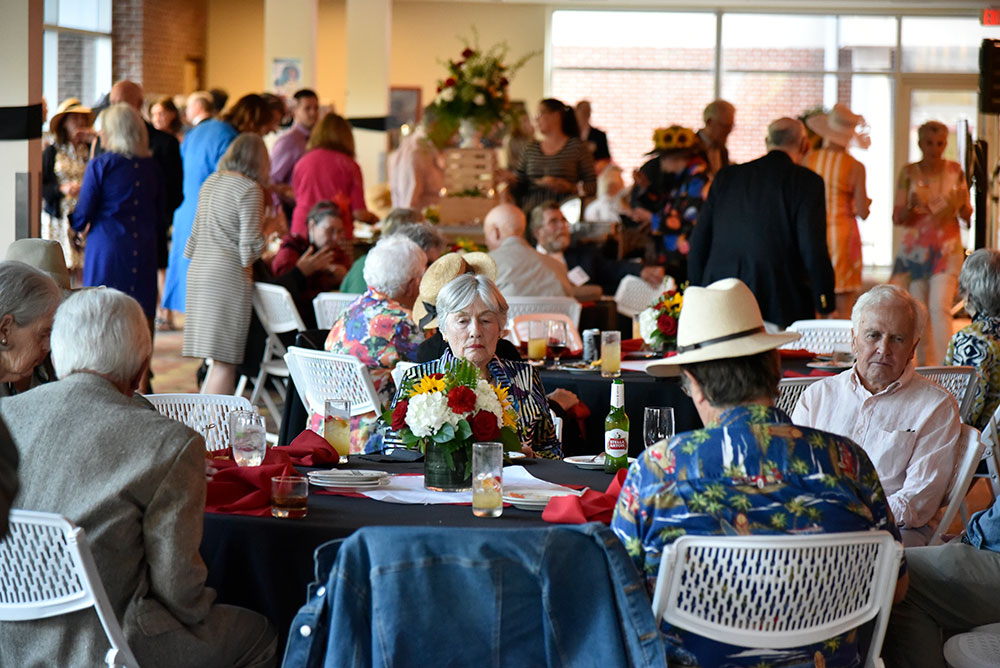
[0,0,43,246]
[345,0,390,190]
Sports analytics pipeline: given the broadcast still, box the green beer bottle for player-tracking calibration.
[604,379,629,473]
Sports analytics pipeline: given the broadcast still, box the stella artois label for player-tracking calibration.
[605,428,628,457]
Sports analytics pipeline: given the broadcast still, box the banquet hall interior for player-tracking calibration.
[4,1,1000,667]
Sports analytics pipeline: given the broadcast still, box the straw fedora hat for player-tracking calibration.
[646,278,799,377]
[5,239,72,292]
[805,104,871,150]
[413,252,497,330]
[49,98,93,139]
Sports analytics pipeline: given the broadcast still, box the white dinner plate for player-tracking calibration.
[805,360,853,371]
[308,469,388,483]
[563,454,637,470]
[502,488,580,511]
[308,477,390,490]
[505,451,526,460]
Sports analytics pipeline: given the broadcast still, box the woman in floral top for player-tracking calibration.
[324,235,427,452]
[891,120,973,365]
[946,249,1000,430]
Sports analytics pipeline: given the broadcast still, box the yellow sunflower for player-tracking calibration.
[412,375,446,395]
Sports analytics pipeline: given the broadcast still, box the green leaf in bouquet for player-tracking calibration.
[432,422,456,443]
[499,426,521,452]
[400,430,420,446]
[456,419,473,441]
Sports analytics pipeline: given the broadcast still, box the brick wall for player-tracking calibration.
[113,0,143,84]
[57,34,86,103]
[553,45,857,175]
[142,0,207,98]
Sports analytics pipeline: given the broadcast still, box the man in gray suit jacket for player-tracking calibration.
[0,288,276,668]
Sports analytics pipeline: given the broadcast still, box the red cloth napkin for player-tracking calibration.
[542,468,628,524]
[275,429,340,467]
[205,449,299,516]
[779,349,815,360]
[621,338,644,353]
[782,369,837,378]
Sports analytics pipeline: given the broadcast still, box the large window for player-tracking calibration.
[550,9,983,268]
[43,0,112,116]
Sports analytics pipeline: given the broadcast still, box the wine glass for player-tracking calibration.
[643,407,675,449]
[547,320,569,367]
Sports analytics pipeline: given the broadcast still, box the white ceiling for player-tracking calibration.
[396,0,985,14]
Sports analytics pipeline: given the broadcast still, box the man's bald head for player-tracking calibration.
[110,81,144,111]
[483,203,526,251]
[765,117,809,163]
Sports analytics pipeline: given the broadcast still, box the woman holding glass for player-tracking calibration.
[386,273,563,459]
[891,120,973,364]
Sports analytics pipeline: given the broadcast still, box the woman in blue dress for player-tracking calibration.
[161,93,271,313]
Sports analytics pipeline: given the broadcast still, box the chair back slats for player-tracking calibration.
[0,510,140,667]
[504,296,582,328]
[915,366,977,424]
[284,347,381,417]
[782,319,853,354]
[652,532,902,668]
[253,283,306,339]
[928,424,985,546]
[775,377,823,416]
[613,275,662,318]
[144,393,253,452]
[313,292,362,330]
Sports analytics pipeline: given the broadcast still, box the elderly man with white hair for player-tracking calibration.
[325,234,428,452]
[793,284,961,545]
[0,288,277,667]
[484,202,574,299]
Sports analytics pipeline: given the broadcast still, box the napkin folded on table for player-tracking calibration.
[779,349,816,360]
[205,449,298,516]
[621,338,644,354]
[276,429,340,467]
[542,468,628,525]
[782,369,837,378]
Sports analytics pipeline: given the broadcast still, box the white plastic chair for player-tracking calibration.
[313,292,362,330]
[559,197,582,225]
[240,283,306,424]
[651,532,903,668]
[283,347,381,420]
[504,296,582,328]
[943,622,1000,668]
[390,361,417,393]
[916,366,977,425]
[781,319,854,354]
[976,411,1000,500]
[775,376,824,415]
[509,313,584,353]
[613,274,661,318]
[928,424,984,546]
[144,393,253,453]
[0,510,140,668]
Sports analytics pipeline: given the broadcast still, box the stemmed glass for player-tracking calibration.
[643,407,675,449]
[547,320,569,367]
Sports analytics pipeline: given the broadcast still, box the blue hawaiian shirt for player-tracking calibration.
[611,405,902,668]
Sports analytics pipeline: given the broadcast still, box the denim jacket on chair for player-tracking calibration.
[281,523,666,668]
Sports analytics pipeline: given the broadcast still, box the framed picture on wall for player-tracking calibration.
[387,87,422,151]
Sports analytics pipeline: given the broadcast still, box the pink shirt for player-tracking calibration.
[290,148,367,239]
[792,363,961,529]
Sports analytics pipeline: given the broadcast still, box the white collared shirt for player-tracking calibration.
[791,363,961,529]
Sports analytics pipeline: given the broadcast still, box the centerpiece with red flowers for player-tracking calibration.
[432,34,534,147]
[638,282,685,353]
[385,359,521,491]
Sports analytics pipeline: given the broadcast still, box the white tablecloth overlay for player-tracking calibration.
[355,464,579,505]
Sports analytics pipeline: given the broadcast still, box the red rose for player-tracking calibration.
[657,313,678,336]
[447,386,477,414]
[391,400,409,431]
[469,410,500,441]
[444,77,457,87]
[462,47,475,58]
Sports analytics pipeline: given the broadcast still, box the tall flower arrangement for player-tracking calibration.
[432,33,535,134]
[638,281,685,351]
[385,359,521,477]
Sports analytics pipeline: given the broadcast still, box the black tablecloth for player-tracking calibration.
[201,458,619,647]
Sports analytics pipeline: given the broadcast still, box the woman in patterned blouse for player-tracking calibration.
[390,273,562,459]
[946,249,1000,430]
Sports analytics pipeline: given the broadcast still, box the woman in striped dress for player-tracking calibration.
[804,104,872,317]
[183,133,284,394]
[506,98,596,217]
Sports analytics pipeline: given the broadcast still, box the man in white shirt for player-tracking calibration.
[792,284,961,546]
[484,203,573,298]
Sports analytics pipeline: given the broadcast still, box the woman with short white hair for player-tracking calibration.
[69,103,161,323]
[325,234,428,452]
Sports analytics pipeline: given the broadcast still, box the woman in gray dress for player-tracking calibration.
[183,133,284,393]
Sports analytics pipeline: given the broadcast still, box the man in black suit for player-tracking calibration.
[688,117,835,328]
[574,100,611,164]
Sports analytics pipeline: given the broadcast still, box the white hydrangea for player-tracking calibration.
[405,392,456,437]
[439,87,456,103]
[638,307,659,346]
[474,380,503,428]
[473,93,486,106]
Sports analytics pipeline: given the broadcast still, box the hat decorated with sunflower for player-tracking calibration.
[647,125,702,156]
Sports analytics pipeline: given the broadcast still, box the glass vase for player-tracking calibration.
[424,440,472,492]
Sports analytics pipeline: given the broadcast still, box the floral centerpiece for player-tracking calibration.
[432,32,535,145]
[384,359,521,490]
[638,279,685,352]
